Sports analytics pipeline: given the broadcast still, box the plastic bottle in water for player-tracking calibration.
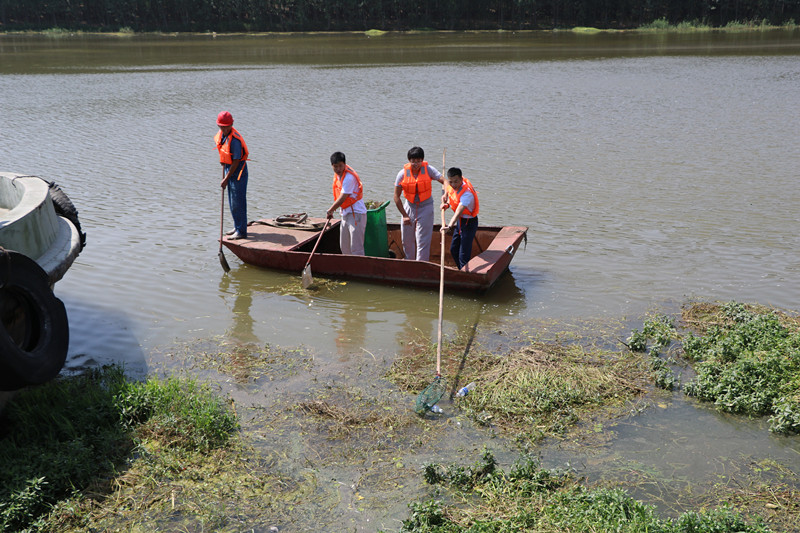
[456,382,476,397]
[430,404,444,414]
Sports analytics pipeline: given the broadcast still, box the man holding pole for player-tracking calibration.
[214,111,249,240]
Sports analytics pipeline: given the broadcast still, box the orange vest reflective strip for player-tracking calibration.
[332,165,363,210]
[446,177,480,218]
[214,128,250,172]
[400,161,432,203]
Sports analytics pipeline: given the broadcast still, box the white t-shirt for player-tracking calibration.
[340,172,367,214]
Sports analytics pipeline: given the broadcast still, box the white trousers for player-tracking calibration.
[401,199,434,261]
[340,211,366,255]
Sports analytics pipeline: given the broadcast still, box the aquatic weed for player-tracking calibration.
[399,452,770,532]
[0,477,48,531]
[423,449,498,490]
[627,314,676,353]
[676,507,769,532]
[682,302,800,434]
[458,343,645,443]
[626,314,681,390]
[0,367,130,531]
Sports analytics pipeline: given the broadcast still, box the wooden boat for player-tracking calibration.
[222,217,528,291]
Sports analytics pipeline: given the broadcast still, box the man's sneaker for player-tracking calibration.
[229,232,246,240]
[225,229,237,236]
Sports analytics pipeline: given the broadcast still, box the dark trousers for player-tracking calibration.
[450,216,478,270]
[227,169,248,236]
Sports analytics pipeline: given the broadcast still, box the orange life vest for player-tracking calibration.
[332,165,363,210]
[445,177,480,218]
[214,128,249,167]
[400,161,433,203]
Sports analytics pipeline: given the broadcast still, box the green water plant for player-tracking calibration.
[454,344,648,443]
[682,302,800,434]
[116,375,238,451]
[388,327,650,445]
[626,314,679,390]
[398,451,770,532]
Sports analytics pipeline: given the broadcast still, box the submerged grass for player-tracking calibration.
[157,338,315,384]
[396,451,771,532]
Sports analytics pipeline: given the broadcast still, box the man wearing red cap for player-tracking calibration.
[214,111,249,239]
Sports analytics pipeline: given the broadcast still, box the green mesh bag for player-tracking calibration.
[415,377,446,415]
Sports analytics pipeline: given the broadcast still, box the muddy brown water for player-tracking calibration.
[2,30,799,530]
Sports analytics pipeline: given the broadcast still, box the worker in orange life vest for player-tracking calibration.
[440,167,480,270]
[327,152,367,255]
[214,111,249,240]
[393,146,445,261]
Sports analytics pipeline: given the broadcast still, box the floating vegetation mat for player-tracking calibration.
[681,301,800,334]
[275,275,347,296]
[386,325,652,446]
[153,338,315,385]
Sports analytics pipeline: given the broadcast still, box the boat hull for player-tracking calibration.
[222,218,528,291]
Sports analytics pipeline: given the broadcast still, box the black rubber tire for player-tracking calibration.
[47,180,86,250]
[0,251,69,391]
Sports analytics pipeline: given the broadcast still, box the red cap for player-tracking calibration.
[216,111,233,126]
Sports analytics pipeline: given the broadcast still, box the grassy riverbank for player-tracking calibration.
[1,302,798,531]
[0,368,240,531]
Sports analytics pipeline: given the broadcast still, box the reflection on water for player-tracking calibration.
[1,31,799,74]
[215,261,526,360]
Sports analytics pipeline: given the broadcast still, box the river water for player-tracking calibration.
[2,30,799,529]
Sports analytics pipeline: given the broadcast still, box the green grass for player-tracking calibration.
[0,367,237,531]
[396,451,770,532]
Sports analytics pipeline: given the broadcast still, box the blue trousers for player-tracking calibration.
[226,167,248,236]
[450,216,478,270]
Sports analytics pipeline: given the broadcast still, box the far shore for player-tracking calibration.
[2,21,799,38]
